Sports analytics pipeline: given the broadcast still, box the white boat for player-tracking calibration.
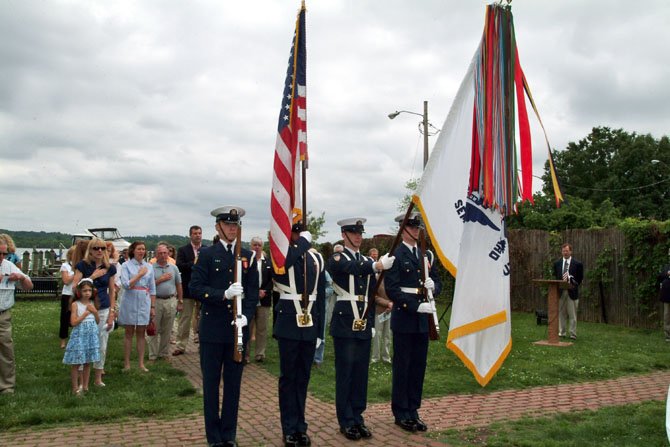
[71,227,131,252]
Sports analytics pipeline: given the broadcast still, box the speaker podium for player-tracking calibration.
[532,279,573,347]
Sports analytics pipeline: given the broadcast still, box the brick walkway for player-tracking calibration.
[1,336,669,447]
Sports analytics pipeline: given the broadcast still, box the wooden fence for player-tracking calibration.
[509,228,662,329]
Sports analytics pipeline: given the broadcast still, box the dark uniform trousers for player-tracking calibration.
[391,332,428,420]
[328,249,376,429]
[273,237,326,437]
[277,338,316,435]
[190,242,258,445]
[384,243,441,422]
[200,339,246,443]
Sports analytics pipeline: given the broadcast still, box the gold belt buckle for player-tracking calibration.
[296,309,313,327]
[352,318,367,331]
[357,295,365,302]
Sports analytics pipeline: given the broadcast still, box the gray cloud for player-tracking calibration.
[1,0,668,243]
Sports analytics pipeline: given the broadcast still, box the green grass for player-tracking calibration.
[0,300,201,431]
[256,304,670,402]
[4,299,669,437]
[433,400,668,446]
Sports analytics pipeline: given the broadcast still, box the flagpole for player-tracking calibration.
[300,0,309,314]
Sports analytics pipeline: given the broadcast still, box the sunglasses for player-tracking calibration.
[91,246,106,251]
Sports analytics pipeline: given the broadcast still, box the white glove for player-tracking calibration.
[424,277,435,292]
[224,282,243,300]
[417,303,433,314]
[377,254,395,271]
[316,338,323,349]
[300,231,312,243]
[231,314,248,328]
[371,328,376,338]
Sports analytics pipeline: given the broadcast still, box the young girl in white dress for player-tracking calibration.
[63,279,101,395]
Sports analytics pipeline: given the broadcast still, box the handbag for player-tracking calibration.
[146,319,156,336]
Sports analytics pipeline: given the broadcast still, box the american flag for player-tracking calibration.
[270,3,307,275]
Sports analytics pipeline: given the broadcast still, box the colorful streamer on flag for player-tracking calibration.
[469,4,563,213]
[413,3,564,386]
[270,2,307,275]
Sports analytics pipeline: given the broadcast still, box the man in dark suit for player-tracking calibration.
[553,243,584,340]
[384,212,441,433]
[328,218,394,440]
[174,225,206,356]
[272,223,325,447]
[190,206,258,447]
[657,262,670,341]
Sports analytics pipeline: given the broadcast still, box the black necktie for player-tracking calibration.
[355,252,361,261]
[227,244,232,254]
[412,247,418,259]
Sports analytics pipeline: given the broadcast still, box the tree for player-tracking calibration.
[541,127,670,220]
[306,211,327,242]
[508,193,621,231]
[397,178,419,212]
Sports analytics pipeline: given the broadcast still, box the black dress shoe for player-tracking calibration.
[284,434,299,447]
[296,432,311,446]
[340,426,362,440]
[356,424,372,438]
[412,417,428,432]
[222,442,238,447]
[395,419,417,432]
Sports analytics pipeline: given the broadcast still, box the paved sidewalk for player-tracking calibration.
[1,336,669,446]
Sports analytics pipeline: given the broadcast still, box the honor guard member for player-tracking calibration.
[384,212,441,433]
[190,206,259,447]
[272,223,326,447]
[329,218,395,440]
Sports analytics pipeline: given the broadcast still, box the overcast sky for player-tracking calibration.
[1,0,668,243]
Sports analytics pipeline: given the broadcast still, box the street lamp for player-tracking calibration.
[388,100,439,169]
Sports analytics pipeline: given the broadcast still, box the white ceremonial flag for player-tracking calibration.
[412,56,475,277]
[446,194,511,386]
[412,57,512,385]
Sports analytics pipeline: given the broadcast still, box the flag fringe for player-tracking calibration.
[447,337,512,386]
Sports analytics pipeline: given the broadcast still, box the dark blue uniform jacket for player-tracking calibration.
[384,243,441,334]
[272,237,326,341]
[328,249,376,339]
[190,242,259,343]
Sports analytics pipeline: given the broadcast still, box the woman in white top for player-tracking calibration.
[59,247,76,349]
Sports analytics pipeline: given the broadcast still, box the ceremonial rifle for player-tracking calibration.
[232,223,244,363]
[363,204,416,321]
[419,228,440,341]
